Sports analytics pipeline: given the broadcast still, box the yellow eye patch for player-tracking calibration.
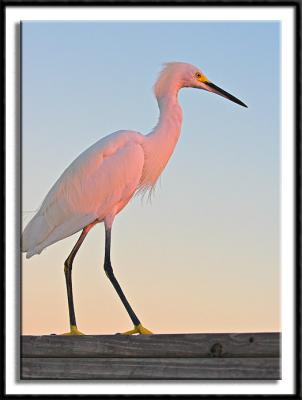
[195,71,208,83]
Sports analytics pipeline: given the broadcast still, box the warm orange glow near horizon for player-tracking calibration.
[22,196,280,335]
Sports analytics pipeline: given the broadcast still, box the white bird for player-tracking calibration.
[22,62,247,335]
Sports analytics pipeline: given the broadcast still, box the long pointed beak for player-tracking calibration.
[204,82,247,108]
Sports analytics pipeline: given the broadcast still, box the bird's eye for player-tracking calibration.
[195,72,202,79]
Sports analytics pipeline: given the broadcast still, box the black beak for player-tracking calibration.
[204,82,248,108]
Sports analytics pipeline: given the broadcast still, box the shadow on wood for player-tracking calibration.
[21,332,281,380]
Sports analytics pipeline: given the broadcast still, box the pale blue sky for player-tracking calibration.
[22,21,280,334]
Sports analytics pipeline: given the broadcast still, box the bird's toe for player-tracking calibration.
[61,325,85,335]
[120,323,153,335]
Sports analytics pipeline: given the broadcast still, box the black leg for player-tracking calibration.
[104,227,141,326]
[63,223,94,334]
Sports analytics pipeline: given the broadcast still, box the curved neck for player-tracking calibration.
[140,85,183,189]
[150,85,183,141]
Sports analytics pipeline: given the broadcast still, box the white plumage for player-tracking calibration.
[23,130,145,257]
[23,62,247,258]
[22,62,246,335]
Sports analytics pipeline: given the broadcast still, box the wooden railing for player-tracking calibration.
[21,332,280,380]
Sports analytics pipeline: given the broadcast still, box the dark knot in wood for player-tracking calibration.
[210,342,223,357]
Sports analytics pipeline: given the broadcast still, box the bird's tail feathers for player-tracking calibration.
[22,214,52,258]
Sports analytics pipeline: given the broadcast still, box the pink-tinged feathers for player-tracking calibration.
[22,62,195,257]
[23,131,145,257]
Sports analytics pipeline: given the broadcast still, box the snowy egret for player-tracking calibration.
[22,62,247,335]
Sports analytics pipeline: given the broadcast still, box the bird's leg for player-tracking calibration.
[61,224,94,336]
[104,226,153,335]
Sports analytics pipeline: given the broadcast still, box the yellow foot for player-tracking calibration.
[61,325,85,335]
[121,323,153,335]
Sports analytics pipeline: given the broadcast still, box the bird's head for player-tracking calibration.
[154,62,247,108]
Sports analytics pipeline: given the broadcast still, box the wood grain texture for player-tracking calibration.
[21,333,281,380]
[22,332,280,358]
[21,357,280,380]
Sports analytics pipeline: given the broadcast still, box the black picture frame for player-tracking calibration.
[2,0,300,398]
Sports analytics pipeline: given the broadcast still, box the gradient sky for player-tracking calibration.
[22,21,280,335]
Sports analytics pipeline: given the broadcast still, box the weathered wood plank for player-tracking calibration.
[21,333,280,358]
[21,357,280,380]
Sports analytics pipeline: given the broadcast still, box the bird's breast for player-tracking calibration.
[139,131,180,190]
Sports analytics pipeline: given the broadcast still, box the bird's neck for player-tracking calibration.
[156,90,183,138]
[140,86,183,189]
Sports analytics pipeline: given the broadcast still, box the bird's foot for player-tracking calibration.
[121,323,153,335]
[61,325,85,335]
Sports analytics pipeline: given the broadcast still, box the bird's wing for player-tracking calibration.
[22,130,145,257]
